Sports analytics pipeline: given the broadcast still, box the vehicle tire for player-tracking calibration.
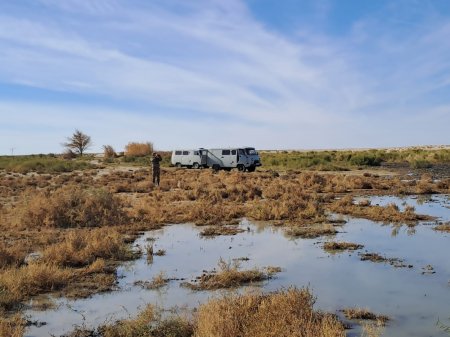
[192,162,200,169]
[212,164,220,172]
[247,165,256,172]
[237,164,245,172]
[175,162,182,168]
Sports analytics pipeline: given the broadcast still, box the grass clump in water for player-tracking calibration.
[199,226,245,237]
[0,263,74,310]
[342,308,389,324]
[196,287,346,337]
[434,222,450,233]
[135,271,169,290]
[323,241,364,253]
[286,224,337,239]
[64,305,193,337]
[182,259,280,290]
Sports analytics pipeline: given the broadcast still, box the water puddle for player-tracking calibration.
[25,195,450,337]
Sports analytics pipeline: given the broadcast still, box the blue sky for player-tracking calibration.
[1,0,449,154]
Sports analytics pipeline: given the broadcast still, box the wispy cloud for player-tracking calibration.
[0,0,449,154]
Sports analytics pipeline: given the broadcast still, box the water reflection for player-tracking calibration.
[25,195,450,337]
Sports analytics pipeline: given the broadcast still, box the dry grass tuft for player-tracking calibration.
[286,224,337,238]
[195,287,346,337]
[17,186,127,228]
[342,308,389,324]
[42,228,134,267]
[0,263,73,309]
[323,241,364,252]
[361,320,385,337]
[0,244,26,269]
[329,199,431,224]
[135,271,169,290]
[200,226,245,237]
[97,304,193,337]
[183,259,280,290]
[434,222,450,233]
[0,314,26,337]
[124,142,153,157]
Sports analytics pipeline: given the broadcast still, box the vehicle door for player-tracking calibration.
[200,149,208,166]
[221,149,232,167]
[238,149,247,165]
[181,151,190,166]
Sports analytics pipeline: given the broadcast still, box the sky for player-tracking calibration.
[0,0,450,155]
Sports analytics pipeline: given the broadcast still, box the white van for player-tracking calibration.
[171,149,203,169]
[206,147,261,172]
[171,147,261,172]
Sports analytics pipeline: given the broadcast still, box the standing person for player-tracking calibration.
[151,152,162,186]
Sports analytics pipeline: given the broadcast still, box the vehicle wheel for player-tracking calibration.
[247,166,256,172]
[237,164,245,172]
[212,164,220,172]
[175,162,182,168]
[192,162,199,169]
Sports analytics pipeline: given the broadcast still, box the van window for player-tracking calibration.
[175,151,182,155]
[193,151,199,155]
[222,150,230,155]
[231,150,236,155]
[183,151,189,155]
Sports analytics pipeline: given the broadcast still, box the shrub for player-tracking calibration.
[103,145,117,159]
[18,186,127,228]
[349,154,382,166]
[125,142,153,157]
[0,314,26,337]
[410,160,432,169]
[195,287,345,337]
[0,263,74,308]
[42,228,133,267]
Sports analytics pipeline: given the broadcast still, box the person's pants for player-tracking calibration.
[152,168,160,186]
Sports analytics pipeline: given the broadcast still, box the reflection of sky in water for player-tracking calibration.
[26,196,450,337]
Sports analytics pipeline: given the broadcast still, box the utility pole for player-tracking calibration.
[10,147,15,156]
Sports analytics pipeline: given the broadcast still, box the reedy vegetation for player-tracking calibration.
[0,151,448,335]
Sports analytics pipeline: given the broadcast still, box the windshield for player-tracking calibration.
[245,148,257,155]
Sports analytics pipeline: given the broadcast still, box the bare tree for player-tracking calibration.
[63,130,92,156]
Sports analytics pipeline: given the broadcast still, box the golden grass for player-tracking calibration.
[96,304,193,337]
[195,287,345,337]
[330,197,431,224]
[42,228,134,267]
[183,259,280,290]
[16,186,127,228]
[342,308,389,324]
[135,271,169,290]
[0,164,448,312]
[323,241,364,252]
[0,263,73,309]
[0,314,26,337]
[434,223,450,233]
[199,226,245,237]
[286,224,338,238]
[124,142,153,157]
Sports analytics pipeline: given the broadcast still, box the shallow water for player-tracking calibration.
[25,195,450,337]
